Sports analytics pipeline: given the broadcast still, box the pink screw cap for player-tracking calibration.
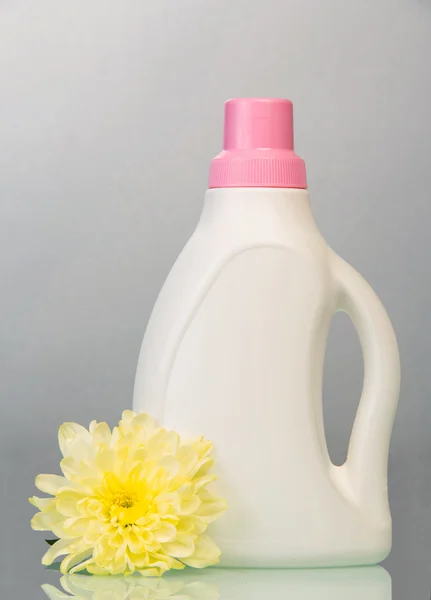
[209,98,307,189]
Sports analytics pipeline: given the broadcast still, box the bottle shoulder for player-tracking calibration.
[143,228,333,353]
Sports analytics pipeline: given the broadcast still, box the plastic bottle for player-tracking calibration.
[133,98,400,567]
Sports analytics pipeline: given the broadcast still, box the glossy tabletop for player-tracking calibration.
[1,540,427,600]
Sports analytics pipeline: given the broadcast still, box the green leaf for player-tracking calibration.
[45,539,60,546]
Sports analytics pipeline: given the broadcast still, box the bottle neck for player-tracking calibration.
[200,187,316,234]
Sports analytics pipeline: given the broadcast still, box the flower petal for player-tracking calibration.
[50,520,77,540]
[196,490,228,523]
[153,521,177,543]
[175,445,198,475]
[92,422,111,446]
[56,491,83,518]
[127,550,149,569]
[147,430,170,457]
[180,495,201,515]
[85,563,110,575]
[29,496,55,510]
[35,474,68,495]
[158,455,179,479]
[94,448,115,473]
[59,457,78,479]
[133,412,157,438]
[162,534,195,558]
[145,552,182,575]
[58,423,93,460]
[60,549,93,574]
[181,534,221,568]
[177,515,207,535]
[31,510,63,532]
[124,531,146,555]
[69,557,95,574]
[42,537,75,566]
[193,437,213,459]
[121,410,136,423]
[193,457,215,478]
[117,410,136,436]
[192,473,216,490]
[177,484,201,515]
[63,517,91,536]
[82,521,104,546]
[111,544,128,575]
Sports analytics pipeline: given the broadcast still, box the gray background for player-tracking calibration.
[1,1,430,597]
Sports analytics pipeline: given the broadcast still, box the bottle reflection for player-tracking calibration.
[42,566,391,600]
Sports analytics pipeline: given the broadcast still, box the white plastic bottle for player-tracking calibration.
[133,98,400,567]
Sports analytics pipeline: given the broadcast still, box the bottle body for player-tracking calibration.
[133,188,399,567]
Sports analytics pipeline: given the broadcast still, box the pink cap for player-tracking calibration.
[209,98,307,189]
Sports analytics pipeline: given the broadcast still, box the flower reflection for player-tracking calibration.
[42,573,220,600]
[42,566,390,600]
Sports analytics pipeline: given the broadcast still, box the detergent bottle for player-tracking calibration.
[133,98,400,567]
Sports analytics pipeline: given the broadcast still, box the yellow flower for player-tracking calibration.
[30,411,227,576]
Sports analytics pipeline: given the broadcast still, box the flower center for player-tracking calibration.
[112,493,134,509]
[100,473,150,527]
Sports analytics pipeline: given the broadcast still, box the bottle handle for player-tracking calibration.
[331,253,400,519]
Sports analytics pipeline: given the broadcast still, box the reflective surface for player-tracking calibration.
[0,560,421,600]
[1,527,429,600]
[40,567,391,599]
